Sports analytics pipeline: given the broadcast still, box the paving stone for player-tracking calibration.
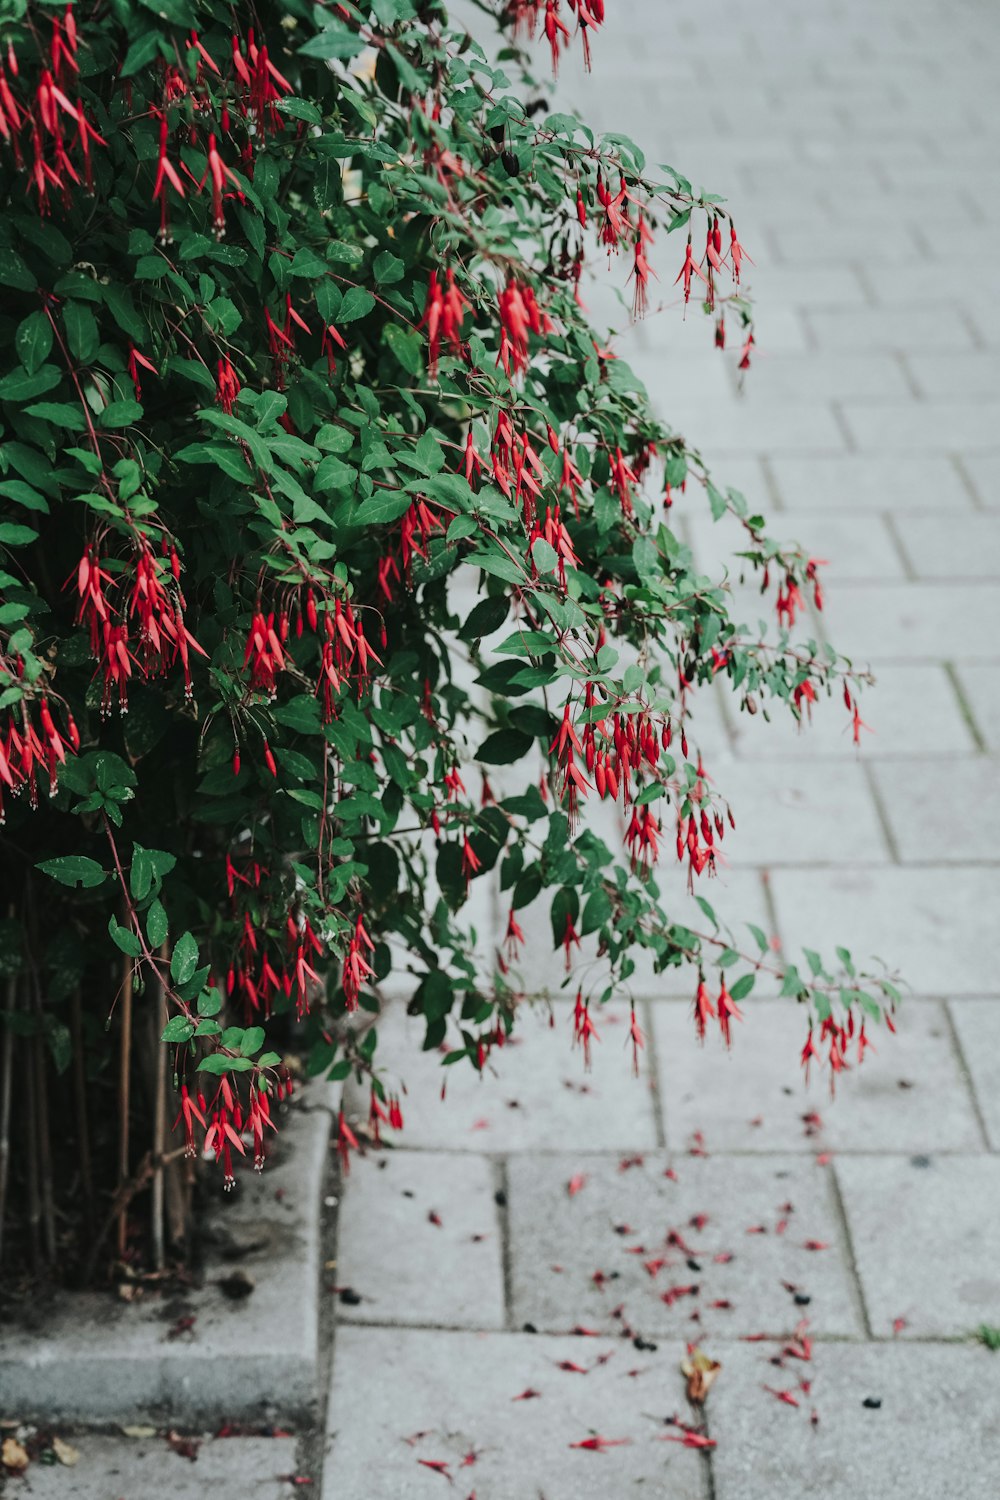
[729,353,909,400]
[323,1326,706,1500]
[737,266,868,306]
[723,664,978,758]
[335,1150,505,1329]
[905,352,1000,398]
[643,303,809,354]
[663,399,846,455]
[341,1001,661,1152]
[805,307,975,353]
[961,451,1000,509]
[841,401,1000,452]
[768,866,1000,995]
[0,1101,331,1422]
[769,454,973,512]
[954,665,1000,750]
[817,582,1000,661]
[507,1154,863,1338]
[709,1342,1000,1500]
[836,1154,1000,1337]
[687,511,904,582]
[872,758,1000,861]
[895,515,1000,578]
[709,759,889,866]
[948,1000,1000,1150]
[10,1435,300,1499]
[652,999,983,1154]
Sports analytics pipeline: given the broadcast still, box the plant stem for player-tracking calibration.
[150,954,167,1272]
[0,963,17,1269]
[23,1030,41,1276]
[69,985,95,1246]
[116,954,133,1262]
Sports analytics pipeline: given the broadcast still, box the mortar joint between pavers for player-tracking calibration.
[493,1155,516,1332]
[640,995,669,1152]
[860,759,903,865]
[828,1161,875,1339]
[940,1002,994,1153]
[941,661,990,754]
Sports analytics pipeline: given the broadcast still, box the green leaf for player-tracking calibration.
[146,899,169,950]
[0,365,62,402]
[339,287,376,323]
[475,729,532,764]
[729,973,756,1002]
[64,303,100,363]
[240,1025,266,1057]
[170,931,199,986]
[15,311,53,375]
[0,521,39,547]
[197,989,223,1017]
[161,1015,195,1044]
[99,399,143,428]
[36,856,106,888]
[373,251,405,284]
[298,23,366,59]
[108,915,141,958]
[129,844,153,901]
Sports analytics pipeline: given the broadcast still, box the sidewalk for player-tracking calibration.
[323,0,1000,1494]
[11,2,997,1495]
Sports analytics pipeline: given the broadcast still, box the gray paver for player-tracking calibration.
[768,453,974,513]
[806,307,975,353]
[948,1000,1000,1150]
[709,1342,1000,1500]
[895,515,1000,579]
[342,1001,660,1152]
[817,582,1000,661]
[12,1436,300,1498]
[324,1326,706,1500]
[724,664,978,758]
[507,1154,863,1338]
[841,401,1000,453]
[873,757,1000,861]
[652,999,983,1154]
[836,1154,1000,1337]
[769,865,1000,995]
[687,511,905,581]
[709,760,890,865]
[335,1149,505,1329]
[0,1100,331,1422]
[905,352,1000,398]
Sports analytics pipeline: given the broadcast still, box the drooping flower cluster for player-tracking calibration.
[72,539,204,714]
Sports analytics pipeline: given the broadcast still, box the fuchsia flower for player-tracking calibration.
[675,235,709,306]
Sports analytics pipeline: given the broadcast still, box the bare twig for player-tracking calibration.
[0,957,17,1268]
[116,953,134,1262]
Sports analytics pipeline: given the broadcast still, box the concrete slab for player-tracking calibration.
[836,1154,1000,1337]
[768,866,1000,995]
[652,999,983,1153]
[342,1001,661,1153]
[949,999,1000,1150]
[334,1150,505,1329]
[709,1342,1000,1500]
[0,1102,331,1422]
[872,758,1000,862]
[507,1154,863,1338]
[323,1326,706,1500]
[10,1435,300,1498]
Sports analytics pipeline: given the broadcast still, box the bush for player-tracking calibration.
[0,0,896,1273]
